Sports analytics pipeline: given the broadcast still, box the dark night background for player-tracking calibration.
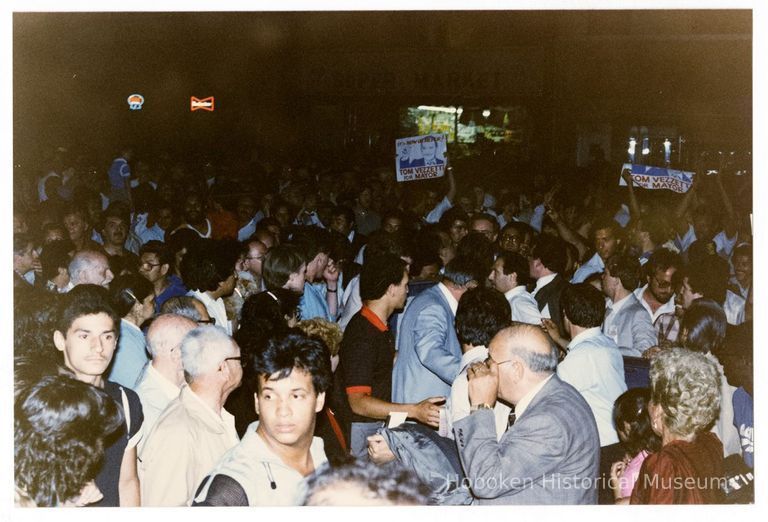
[13,10,751,174]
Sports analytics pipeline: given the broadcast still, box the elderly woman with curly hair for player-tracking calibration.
[630,347,725,504]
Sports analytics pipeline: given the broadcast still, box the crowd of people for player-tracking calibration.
[13,144,753,506]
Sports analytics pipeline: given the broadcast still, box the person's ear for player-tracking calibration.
[253,392,260,416]
[53,330,66,352]
[315,391,326,413]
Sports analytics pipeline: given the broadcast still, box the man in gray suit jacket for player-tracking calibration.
[454,324,600,505]
[392,257,481,404]
[601,254,657,357]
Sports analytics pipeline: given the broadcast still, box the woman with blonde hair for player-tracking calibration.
[631,347,725,504]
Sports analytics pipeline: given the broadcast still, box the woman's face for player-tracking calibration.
[647,400,663,436]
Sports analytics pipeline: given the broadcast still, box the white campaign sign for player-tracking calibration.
[395,133,447,182]
[618,163,695,194]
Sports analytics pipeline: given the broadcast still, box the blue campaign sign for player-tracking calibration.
[618,163,694,194]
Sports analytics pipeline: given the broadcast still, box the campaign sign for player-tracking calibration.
[619,163,695,194]
[395,133,447,182]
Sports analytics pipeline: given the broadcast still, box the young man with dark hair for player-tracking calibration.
[139,240,187,310]
[447,287,512,440]
[13,233,40,291]
[262,244,306,294]
[101,203,139,268]
[40,239,73,293]
[488,251,541,325]
[337,254,442,458]
[53,285,142,507]
[62,205,101,252]
[601,254,656,357]
[180,239,240,334]
[557,283,626,504]
[679,254,742,324]
[571,218,622,283]
[292,227,338,321]
[330,205,367,256]
[192,330,331,506]
[392,255,480,404]
[528,235,569,337]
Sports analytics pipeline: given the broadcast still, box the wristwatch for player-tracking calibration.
[470,403,493,413]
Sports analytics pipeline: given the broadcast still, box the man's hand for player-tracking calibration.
[367,434,396,465]
[621,168,633,186]
[642,346,662,360]
[409,396,443,427]
[323,259,340,285]
[467,361,498,407]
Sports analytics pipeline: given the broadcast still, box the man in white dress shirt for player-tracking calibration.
[181,240,240,335]
[135,313,197,448]
[633,249,683,345]
[488,251,542,325]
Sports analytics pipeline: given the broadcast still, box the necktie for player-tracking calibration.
[507,408,516,429]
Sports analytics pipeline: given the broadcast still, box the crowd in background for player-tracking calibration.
[13,143,753,506]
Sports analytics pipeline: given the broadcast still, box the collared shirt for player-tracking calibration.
[676,224,738,258]
[132,212,165,245]
[531,273,557,318]
[561,327,626,446]
[139,386,239,506]
[338,274,362,331]
[634,284,679,342]
[299,281,332,322]
[603,292,633,343]
[437,282,459,315]
[108,319,150,390]
[571,252,604,284]
[360,305,388,331]
[447,345,511,441]
[504,285,542,325]
[515,374,554,420]
[724,290,746,326]
[135,364,182,451]
[188,289,231,335]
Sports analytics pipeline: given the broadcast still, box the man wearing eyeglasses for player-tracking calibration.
[633,249,683,346]
[454,324,600,505]
[139,326,242,506]
[139,240,187,310]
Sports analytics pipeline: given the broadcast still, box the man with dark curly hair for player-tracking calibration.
[192,330,331,506]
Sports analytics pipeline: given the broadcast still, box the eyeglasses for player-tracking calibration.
[197,318,217,325]
[245,256,264,261]
[224,356,245,368]
[140,262,162,269]
[486,353,515,367]
[651,276,673,290]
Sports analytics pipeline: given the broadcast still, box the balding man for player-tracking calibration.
[139,326,242,506]
[454,324,600,505]
[66,249,114,290]
[135,314,197,441]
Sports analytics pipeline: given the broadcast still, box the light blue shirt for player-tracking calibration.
[108,319,150,390]
[299,282,332,322]
[558,327,626,447]
[570,252,604,283]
